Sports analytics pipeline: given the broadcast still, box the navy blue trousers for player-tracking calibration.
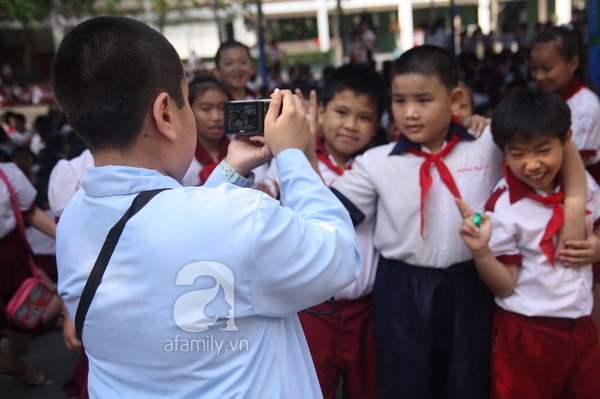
[373,256,494,399]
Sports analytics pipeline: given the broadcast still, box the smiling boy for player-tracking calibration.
[458,89,600,399]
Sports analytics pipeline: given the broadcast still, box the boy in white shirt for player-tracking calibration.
[458,89,600,398]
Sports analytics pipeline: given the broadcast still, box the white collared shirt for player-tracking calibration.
[332,126,503,268]
[567,87,600,165]
[487,173,600,318]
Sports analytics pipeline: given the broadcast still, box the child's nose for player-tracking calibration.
[525,157,541,170]
[344,116,357,130]
[404,103,418,119]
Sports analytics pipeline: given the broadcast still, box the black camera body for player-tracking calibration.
[223,99,271,135]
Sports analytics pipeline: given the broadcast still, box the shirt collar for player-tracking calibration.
[503,164,561,204]
[82,165,181,197]
[389,116,475,155]
[560,77,585,101]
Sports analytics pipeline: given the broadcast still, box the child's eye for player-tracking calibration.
[360,116,374,122]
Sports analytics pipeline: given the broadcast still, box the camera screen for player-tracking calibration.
[225,102,260,134]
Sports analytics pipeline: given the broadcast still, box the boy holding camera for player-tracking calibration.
[52,16,360,398]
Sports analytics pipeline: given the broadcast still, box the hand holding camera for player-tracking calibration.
[264,89,310,157]
[224,89,310,176]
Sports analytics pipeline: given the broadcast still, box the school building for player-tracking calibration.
[0,0,589,81]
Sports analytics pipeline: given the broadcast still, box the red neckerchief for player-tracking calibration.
[197,137,230,185]
[560,77,585,101]
[504,164,563,267]
[316,138,351,176]
[407,134,462,237]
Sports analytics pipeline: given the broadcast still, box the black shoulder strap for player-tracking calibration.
[74,188,169,342]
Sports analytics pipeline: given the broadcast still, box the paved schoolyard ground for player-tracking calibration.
[0,331,79,399]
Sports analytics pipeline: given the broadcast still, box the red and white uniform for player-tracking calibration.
[263,141,379,300]
[562,79,600,167]
[315,143,379,300]
[484,167,600,399]
[486,169,600,318]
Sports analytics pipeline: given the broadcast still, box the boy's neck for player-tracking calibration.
[323,141,352,168]
[230,87,247,100]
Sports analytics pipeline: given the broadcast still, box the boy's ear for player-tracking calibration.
[317,103,325,125]
[568,55,580,76]
[152,91,178,142]
[450,86,464,108]
[564,128,573,146]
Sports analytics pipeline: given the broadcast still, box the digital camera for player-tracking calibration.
[223,99,271,135]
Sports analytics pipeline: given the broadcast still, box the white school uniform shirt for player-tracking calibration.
[56,148,360,399]
[332,122,504,268]
[263,146,379,300]
[48,149,94,217]
[8,128,33,147]
[0,162,36,238]
[26,209,56,255]
[564,82,600,166]
[485,170,600,319]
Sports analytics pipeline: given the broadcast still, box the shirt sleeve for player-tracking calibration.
[48,150,94,217]
[486,209,521,266]
[249,149,361,316]
[329,151,379,226]
[49,159,83,217]
[0,163,36,238]
[2,163,37,211]
[586,174,600,227]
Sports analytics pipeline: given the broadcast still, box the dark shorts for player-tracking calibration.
[372,256,494,399]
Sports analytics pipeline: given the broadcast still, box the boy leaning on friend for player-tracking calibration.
[329,45,587,398]
[458,89,600,399]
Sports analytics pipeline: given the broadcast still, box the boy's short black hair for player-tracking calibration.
[215,40,252,67]
[13,113,25,124]
[52,16,185,152]
[392,45,458,91]
[320,63,387,117]
[491,89,571,149]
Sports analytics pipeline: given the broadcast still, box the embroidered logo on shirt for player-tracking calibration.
[457,164,489,173]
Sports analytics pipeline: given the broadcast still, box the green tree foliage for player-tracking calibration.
[0,0,113,25]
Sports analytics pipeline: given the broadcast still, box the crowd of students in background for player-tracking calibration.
[1,16,600,398]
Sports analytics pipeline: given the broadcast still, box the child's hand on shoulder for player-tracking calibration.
[462,114,490,138]
[456,198,492,253]
[558,220,600,267]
